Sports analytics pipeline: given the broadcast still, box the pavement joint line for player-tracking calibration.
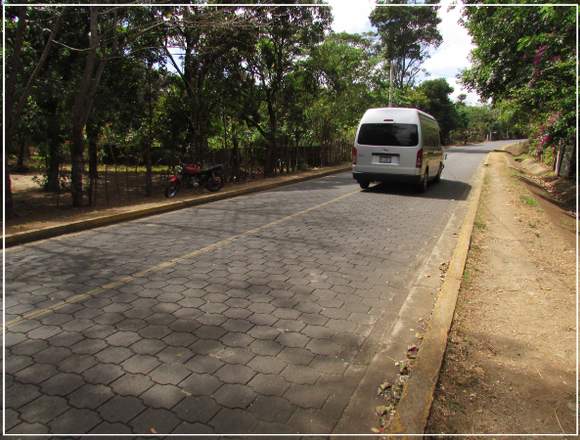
[4,188,360,329]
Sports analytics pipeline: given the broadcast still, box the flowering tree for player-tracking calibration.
[461,3,576,177]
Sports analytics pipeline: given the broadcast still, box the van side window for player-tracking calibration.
[423,122,436,151]
[425,122,440,150]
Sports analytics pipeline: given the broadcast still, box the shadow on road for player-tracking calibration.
[427,328,576,435]
[364,178,472,201]
[446,147,495,154]
[272,174,354,192]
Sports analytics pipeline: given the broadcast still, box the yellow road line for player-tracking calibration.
[5,189,359,329]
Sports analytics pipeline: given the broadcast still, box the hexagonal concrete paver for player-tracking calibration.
[5,156,488,434]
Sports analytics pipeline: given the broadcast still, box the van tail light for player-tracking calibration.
[352,146,357,165]
[416,149,423,168]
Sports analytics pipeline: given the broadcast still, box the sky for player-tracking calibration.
[327,0,482,105]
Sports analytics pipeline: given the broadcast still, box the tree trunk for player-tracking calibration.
[264,143,275,177]
[45,99,61,192]
[70,127,85,207]
[144,61,154,197]
[231,132,240,181]
[16,140,27,171]
[388,60,394,107]
[4,168,14,219]
[70,6,102,207]
[144,144,153,197]
[5,8,62,214]
[46,138,61,192]
[265,99,277,178]
[87,120,99,206]
[4,6,27,219]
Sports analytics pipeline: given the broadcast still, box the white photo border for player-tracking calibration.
[2,0,578,436]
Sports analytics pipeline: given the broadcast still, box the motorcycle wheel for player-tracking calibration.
[205,175,224,192]
[165,184,179,198]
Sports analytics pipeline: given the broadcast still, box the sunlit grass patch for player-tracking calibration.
[520,195,538,207]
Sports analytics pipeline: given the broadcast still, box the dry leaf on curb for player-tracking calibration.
[376,405,388,416]
[407,344,419,359]
[395,360,409,375]
[377,381,391,394]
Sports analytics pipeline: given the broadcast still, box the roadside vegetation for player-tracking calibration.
[461,1,576,178]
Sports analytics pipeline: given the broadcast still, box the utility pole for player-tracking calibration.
[388,60,394,107]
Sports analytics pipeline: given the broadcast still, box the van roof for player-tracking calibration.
[362,107,437,124]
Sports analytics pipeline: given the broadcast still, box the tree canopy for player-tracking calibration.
[370,1,442,89]
[5,3,531,217]
[461,2,576,176]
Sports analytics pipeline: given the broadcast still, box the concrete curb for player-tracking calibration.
[5,165,351,248]
[386,157,489,435]
[493,139,529,156]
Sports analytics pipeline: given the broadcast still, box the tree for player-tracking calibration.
[162,6,251,165]
[451,104,495,144]
[461,3,575,176]
[370,0,442,104]
[9,3,395,213]
[306,32,387,155]
[415,78,458,144]
[237,4,332,176]
[69,7,106,207]
[4,6,62,216]
[67,5,170,206]
[85,7,167,200]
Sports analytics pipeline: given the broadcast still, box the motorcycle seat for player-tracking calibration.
[183,164,201,173]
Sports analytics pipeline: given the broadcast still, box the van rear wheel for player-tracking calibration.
[359,180,370,189]
[434,164,443,183]
[417,169,429,193]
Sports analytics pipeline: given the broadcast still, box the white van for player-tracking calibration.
[352,107,444,192]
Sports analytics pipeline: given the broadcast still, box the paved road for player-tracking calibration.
[4,141,512,434]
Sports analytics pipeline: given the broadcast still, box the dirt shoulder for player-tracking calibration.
[426,152,577,435]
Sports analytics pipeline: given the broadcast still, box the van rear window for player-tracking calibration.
[357,123,418,146]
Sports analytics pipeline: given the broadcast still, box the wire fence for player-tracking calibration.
[38,142,352,210]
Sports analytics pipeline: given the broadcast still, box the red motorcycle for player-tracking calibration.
[165,163,224,198]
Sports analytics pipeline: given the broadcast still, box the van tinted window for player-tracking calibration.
[357,123,418,147]
[423,124,437,150]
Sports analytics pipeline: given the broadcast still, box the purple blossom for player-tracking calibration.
[533,45,548,66]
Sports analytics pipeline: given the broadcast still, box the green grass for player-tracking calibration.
[463,268,471,283]
[520,195,539,207]
[513,152,530,163]
[474,219,486,231]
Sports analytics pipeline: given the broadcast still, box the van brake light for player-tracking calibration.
[352,147,358,165]
[416,149,423,168]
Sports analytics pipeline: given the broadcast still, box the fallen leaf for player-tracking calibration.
[376,405,388,416]
[407,344,419,359]
[378,381,392,393]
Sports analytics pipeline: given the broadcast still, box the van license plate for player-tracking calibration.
[372,153,399,165]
